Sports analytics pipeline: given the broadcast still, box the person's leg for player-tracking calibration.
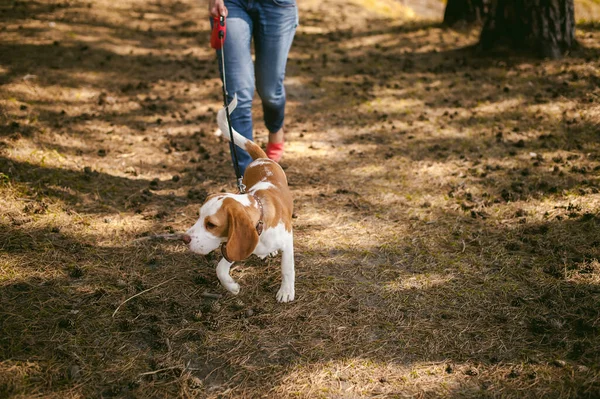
[216,0,255,174]
[253,0,298,161]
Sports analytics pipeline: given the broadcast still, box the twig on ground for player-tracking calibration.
[138,365,182,376]
[201,291,223,300]
[112,277,176,318]
[133,233,184,243]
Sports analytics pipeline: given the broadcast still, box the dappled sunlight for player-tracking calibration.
[566,259,600,285]
[295,24,328,36]
[274,358,530,398]
[7,145,73,168]
[358,96,424,116]
[475,98,524,115]
[349,163,388,178]
[0,361,43,395]
[295,205,401,250]
[351,0,417,19]
[375,191,410,207]
[286,140,335,160]
[384,272,456,292]
[579,103,600,120]
[528,99,580,119]
[300,225,390,251]
[6,80,103,102]
[577,0,600,20]
[342,22,480,54]
[2,0,600,397]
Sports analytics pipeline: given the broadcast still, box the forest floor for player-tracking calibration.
[1,0,600,398]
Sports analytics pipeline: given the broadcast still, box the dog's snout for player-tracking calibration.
[182,234,191,244]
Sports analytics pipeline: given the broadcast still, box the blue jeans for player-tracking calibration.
[215,0,298,174]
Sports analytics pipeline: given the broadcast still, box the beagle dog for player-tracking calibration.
[183,95,295,302]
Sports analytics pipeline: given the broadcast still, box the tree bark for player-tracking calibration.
[478,0,576,58]
[444,0,490,26]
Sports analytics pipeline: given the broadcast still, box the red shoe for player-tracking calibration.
[266,141,284,162]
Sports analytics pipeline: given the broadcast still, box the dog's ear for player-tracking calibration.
[224,200,259,262]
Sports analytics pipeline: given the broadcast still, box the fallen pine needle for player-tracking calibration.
[138,365,182,376]
[112,277,176,318]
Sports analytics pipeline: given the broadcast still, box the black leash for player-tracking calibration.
[213,15,246,194]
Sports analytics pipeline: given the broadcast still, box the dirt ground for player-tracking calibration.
[1,0,600,398]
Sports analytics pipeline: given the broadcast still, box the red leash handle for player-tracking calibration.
[210,16,226,49]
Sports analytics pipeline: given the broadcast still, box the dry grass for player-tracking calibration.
[2,0,600,398]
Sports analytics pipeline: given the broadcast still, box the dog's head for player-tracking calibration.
[184,194,259,262]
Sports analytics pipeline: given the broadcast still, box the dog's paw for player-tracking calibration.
[276,285,295,303]
[269,251,279,258]
[225,282,240,295]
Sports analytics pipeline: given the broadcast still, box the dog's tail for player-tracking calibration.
[217,95,267,161]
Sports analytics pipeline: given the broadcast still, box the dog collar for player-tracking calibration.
[220,242,233,263]
[220,193,265,263]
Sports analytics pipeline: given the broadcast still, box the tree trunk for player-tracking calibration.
[478,0,576,58]
[444,0,490,26]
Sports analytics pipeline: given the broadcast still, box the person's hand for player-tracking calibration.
[209,0,228,18]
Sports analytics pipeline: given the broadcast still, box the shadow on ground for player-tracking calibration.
[1,0,600,397]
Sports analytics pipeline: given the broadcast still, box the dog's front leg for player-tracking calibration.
[216,258,240,295]
[276,236,295,303]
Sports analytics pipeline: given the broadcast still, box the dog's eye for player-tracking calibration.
[205,221,217,229]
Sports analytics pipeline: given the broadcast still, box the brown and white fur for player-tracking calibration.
[183,95,295,302]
